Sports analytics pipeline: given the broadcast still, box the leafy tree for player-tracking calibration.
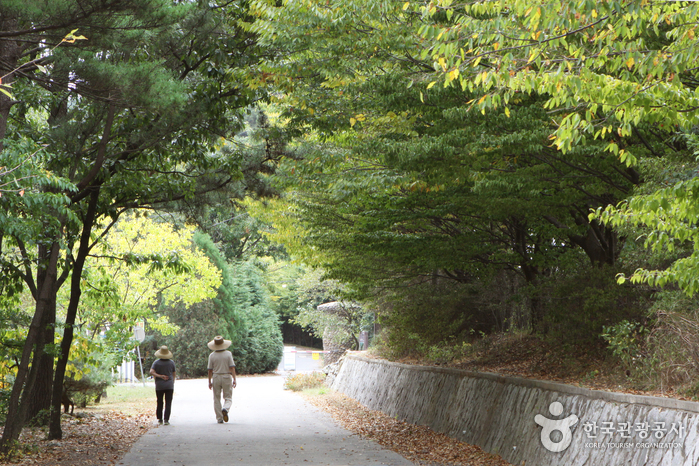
[248,0,654,334]
[415,0,699,294]
[0,0,263,446]
[72,213,221,373]
[190,232,283,374]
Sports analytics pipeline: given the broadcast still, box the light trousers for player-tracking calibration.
[212,373,233,421]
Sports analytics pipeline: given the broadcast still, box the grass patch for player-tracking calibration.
[283,372,326,392]
[302,386,329,396]
[88,383,155,416]
[104,384,154,403]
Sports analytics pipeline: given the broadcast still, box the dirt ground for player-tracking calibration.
[304,391,511,466]
[0,410,151,466]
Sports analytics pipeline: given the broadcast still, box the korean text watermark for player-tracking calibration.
[534,401,686,453]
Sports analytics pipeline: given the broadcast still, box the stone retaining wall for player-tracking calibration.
[332,355,699,466]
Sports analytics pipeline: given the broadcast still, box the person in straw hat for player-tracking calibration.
[149,345,176,425]
[207,336,237,423]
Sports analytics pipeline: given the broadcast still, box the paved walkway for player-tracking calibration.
[118,376,414,466]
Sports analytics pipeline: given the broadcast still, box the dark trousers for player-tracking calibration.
[156,389,174,422]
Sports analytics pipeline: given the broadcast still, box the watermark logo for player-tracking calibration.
[534,401,579,452]
[533,402,686,453]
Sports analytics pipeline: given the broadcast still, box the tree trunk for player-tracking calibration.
[25,306,56,425]
[508,217,546,331]
[0,243,60,452]
[49,188,100,440]
[570,221,618,267]
[25,242,58,423]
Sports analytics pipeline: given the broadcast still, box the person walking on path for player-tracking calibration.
[149,346,176,425]
[207,336,237,424]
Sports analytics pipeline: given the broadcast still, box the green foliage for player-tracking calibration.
[76,213,220,358]
[192,232,283,374]
[227,260,283,374]
[601,320,648,366]
[0,386,11,424]
[423,340,472,366]
[540,265,648,348]
[0,0,270,444]
[248,0,651,347]
[373,274,516,360]
[0,296,29,388]
[403,0,699,297]
[594,153,699,295]
[419,1,699,156]
[283,371,327,392]
[148,299,220,378]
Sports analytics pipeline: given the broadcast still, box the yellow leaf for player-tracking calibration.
[493,42,499,51]
[420,91,424,103]
[403,2,410,10]
[427,81,437,89]
[478,95,487,105]
[591,9,598,18]
[504,107,510,118]
[350,118,356,127]
[626,57,634,69]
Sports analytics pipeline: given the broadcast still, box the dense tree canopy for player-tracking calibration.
[248,1,654,315]
[416,0,699,292]
[0,0,264,447]
[246,0,698,353]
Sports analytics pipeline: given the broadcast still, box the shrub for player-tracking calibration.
[233,304,284,374]
[146,299,220,378]
[601,320,647,367]
[375,277,494,360]
[540,265,648,349]
[0,384,11,423]
[602,291,699,394]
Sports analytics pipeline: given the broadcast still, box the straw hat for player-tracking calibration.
[154,346,173,360]
[207,335,231,351]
